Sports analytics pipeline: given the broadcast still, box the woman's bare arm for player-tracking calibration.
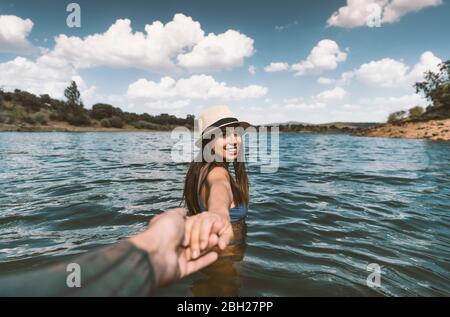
[185,167,235,259]
[205,166,233,220]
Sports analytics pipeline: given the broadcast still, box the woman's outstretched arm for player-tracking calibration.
[184,167,235,259]
[205,166,234,220]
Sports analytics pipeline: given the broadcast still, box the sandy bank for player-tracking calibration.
[353,119,450,141]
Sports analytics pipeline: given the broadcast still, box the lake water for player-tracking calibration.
[0,132,448,296]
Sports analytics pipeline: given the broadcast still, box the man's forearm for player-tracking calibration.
[0,241,156,297]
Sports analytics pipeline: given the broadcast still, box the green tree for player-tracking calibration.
[408,106,424,119]
[414,60,450,109]
[64,81,81,106]
[387,110,407,124]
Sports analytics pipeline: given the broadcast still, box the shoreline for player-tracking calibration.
[0,122,183,133]
[2,119,449,141]
[352,118,450,141]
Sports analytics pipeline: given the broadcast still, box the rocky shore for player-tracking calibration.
[353,119,450,141]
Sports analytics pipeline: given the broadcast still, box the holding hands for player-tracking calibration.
[183,211,234,260]
[129,208,233,287]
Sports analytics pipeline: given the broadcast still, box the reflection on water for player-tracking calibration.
[0,132,449,296]
[190,220,247,297]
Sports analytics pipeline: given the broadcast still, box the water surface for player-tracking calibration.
[0,132,448,296]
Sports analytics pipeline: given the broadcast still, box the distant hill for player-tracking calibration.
[259,121,381,133]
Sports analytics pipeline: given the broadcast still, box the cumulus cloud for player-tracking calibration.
[352,93,428,121]
[317,77,336,84]
[264,62,289,73]
[248,65,256,75]
[327,0,443,28]
[291,40,347,76]
[342,57,410,87]
[177,30,254,72]
[127,75,268,100]
[0,56,87,98]
[364,93,426,108]
[43,14,254,74]
[0,15,35,53]
[316,87,347,101]
[340,51,442,88]
[0,13,262,109]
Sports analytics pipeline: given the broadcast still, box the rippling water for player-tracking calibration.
[0,132,449,296]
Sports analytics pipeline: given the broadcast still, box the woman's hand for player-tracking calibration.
[183,211,234,260]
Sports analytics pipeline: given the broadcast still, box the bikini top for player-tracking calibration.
[198,193,248,223]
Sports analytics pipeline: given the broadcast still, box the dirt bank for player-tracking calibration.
[353,119,450,141]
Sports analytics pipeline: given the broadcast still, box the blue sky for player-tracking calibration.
[0,0,449,124]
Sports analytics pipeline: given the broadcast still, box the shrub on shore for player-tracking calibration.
[100,118,112,128]
[67,110,91,126]
[408,106,424,119]
[132,120,160,130]
[101,116,123,128]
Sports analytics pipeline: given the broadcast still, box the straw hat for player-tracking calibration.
[195,105,250,147]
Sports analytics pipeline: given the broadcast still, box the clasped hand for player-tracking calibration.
[129,208,233,288]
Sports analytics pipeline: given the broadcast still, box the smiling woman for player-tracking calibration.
[0,0,449,300]
[181,105,250,258]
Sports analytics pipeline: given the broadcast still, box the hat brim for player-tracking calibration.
[195,121,251,148]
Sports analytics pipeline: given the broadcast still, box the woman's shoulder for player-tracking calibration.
[198,163,229,192]
[204,164,230,182]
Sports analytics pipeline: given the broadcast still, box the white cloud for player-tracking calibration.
[117,99,195,117]
[253,92,428,124]
[44,14,254,74]
[383,0,442,23]
[0,56,88,98]
[407,51,442,83]
[364,93,426,108]
[177,30,254,72]
[0,15,35,53]
[353,93,428,121]
[316,87,347,101]
[248,65,256,75]
[340,51,442,88]
[143,99,191,110]
[342,57,409,87]
[291,40,347,76]
[127,75,267,100]
[327,0,443,28]
[317,77,336,84]
[278,101,325,111]
[264,62,289,73]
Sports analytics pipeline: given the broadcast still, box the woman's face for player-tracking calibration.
[212,126,242,161]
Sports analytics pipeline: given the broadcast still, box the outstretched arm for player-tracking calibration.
[0,208,222,297]
[184,167,235,260]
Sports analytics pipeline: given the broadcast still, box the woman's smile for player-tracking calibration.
[224,143,238,157]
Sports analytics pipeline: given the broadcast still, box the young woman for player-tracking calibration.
[181,105,250,261]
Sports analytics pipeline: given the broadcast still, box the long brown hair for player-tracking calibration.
[181,128,249,216]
